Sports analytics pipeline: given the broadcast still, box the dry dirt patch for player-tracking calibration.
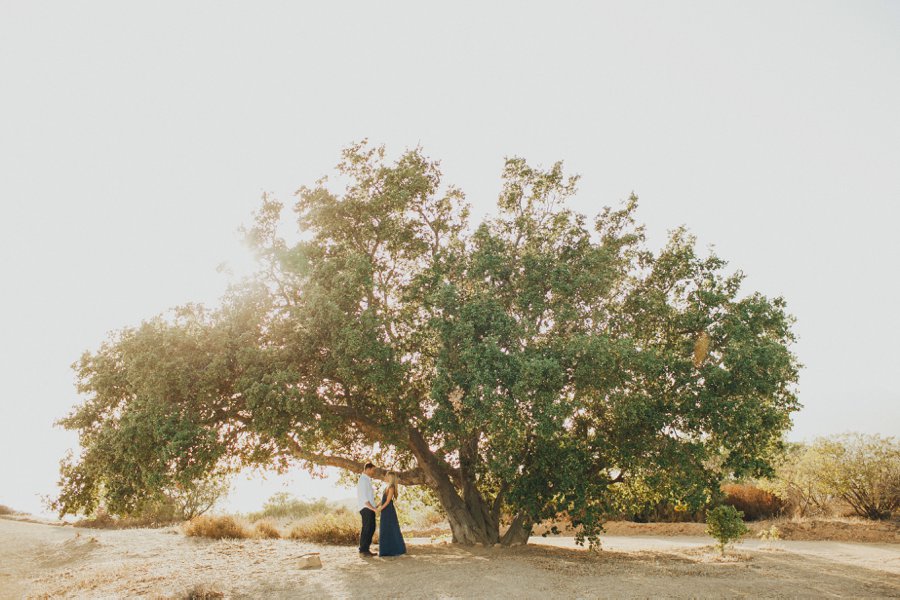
[2,517,898,599]
[533,517,900,543]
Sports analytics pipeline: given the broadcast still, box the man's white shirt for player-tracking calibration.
[357,473,376,511]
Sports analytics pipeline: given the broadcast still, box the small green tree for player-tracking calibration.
[706,505,748,555]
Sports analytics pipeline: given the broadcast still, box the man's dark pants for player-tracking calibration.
[359,508,376,553]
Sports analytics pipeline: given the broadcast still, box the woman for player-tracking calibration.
[377,472,406,557]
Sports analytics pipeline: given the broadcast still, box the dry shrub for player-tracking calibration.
[810,434,899,520]
[248,493,337,522]
[184,583,224,599]
[254,520,282,539]
[722,484,783,521]
[289,510,373,545]
[73,507,178,529]
[0,504,16,515]
[184,515,252,539]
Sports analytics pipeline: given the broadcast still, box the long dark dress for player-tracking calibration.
[378,490,406,557]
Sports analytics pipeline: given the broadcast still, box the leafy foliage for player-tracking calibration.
[807,434,899,519]
[762,434,899,519]
[759,442,836,517]
[706,505,748,555]
[54,141,800,545]
[165,475,231,520]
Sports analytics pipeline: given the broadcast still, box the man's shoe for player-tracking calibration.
[359,550,376,557]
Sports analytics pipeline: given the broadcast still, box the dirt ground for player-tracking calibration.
[2,516,898,599]
[579,517,900,543]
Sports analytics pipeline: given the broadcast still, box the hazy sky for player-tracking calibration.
[2,1,898,516]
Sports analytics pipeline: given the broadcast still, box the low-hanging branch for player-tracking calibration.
[284,436,427,485]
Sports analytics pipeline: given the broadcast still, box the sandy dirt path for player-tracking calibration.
[2,517,898,599]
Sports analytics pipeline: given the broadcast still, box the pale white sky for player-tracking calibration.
[1,1,898,517]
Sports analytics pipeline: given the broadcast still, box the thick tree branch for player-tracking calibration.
[407,426,462,485]
[284,436,426,485]
[328,404,389,440]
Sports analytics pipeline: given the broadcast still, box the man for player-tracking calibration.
[357,462,379,556]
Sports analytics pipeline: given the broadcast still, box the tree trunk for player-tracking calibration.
[499,512,532,546]
[426,469,501,545]
[407,427,501,545]
[405,426,528,546]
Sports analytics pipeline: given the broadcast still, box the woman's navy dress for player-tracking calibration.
[378,491,406,556]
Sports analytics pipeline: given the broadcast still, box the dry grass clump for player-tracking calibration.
[184,515,252,539]
[722,484,784,521]
[183,583,225,599]
[0,504,17,515]
[254,520,282,539]
[289,510,371,545]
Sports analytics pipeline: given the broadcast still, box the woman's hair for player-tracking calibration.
[387,472,400,499]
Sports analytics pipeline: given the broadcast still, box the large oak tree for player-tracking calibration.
[54,141,800,545]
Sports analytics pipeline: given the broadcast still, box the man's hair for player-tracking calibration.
[364,462,375,471]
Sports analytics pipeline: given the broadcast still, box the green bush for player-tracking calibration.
[706,505,748,555]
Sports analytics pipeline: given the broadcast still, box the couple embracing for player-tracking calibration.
[357,463,406,558]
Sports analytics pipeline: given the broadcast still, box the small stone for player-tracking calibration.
[298,553,322,569]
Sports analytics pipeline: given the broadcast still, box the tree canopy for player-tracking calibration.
[54,141,800,545]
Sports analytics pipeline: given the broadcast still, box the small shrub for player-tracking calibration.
[289,510,373,545]
[184,583,224,599]
[757,525,781,542]
[254,520,282,539]
[706,505,748,555]
[722,484,783,520]
[73,510,118,529]
[0,504,16,516]
[166,476,231,521]
[74,507,179,529]
[184,515,252,539]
